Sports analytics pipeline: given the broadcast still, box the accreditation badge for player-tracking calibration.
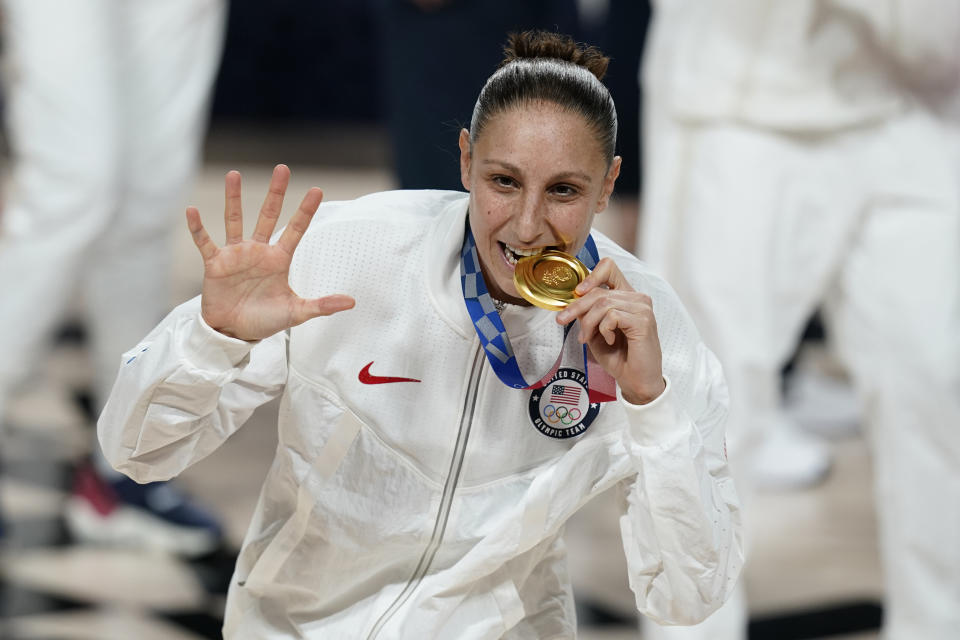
[528,367,601,439]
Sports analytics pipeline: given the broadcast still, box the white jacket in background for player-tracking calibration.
[98,190,742,639]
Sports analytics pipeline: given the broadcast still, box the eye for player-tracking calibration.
[549,183,580,198]
[491,175,518,189]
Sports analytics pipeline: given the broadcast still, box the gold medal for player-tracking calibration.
[513,250,590,311]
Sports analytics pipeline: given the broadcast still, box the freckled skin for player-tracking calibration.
[459,101,621,305]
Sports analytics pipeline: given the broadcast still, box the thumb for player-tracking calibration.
[575,258,632,296]
[291,294,356,326]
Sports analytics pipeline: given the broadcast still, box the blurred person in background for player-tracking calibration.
[373,0,580,191]
[0,0,228,556]
[639,1,960,639]
[590,0,651,249]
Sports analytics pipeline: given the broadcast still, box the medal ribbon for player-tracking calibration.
[460,224,618,403]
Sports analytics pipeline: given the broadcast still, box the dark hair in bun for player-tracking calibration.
[469,30,618,164]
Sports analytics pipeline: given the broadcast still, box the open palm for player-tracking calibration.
[185,165,355,341]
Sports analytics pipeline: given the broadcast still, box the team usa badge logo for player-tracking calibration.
[528,368,601,439]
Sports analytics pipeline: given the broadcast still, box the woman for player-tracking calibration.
[98,31,742,639]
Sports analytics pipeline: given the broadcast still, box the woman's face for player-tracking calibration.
[459,101,620,304]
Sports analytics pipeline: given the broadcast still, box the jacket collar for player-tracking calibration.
[423,193,473,338]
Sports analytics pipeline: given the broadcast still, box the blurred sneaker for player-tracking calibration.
[65,463,222,558]
[750,417,832,491]
[784,367,861,440]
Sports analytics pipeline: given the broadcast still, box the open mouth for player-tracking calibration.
[500,242,554,266]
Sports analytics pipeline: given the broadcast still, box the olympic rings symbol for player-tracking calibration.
[542,404,582,425]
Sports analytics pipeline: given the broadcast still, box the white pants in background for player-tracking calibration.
[640,103,960,640]
[0,0,227,411]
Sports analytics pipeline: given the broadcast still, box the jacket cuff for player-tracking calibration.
[184,312,257,371]
[618,375,687,447]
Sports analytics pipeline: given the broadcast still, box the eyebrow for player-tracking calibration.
[481,159,593,184]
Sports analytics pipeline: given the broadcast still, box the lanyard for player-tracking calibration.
[459,224,617,403]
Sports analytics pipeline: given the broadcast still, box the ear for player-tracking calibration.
[595,156,622,213]
[458,128,472,191]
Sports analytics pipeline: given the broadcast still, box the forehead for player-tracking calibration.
[473,102,606,173]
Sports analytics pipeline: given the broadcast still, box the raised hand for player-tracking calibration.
[556,258,666,405]
[185,164,355,341]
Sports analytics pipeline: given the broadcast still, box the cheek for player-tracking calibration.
[468,202,503,244]
[475,196,510,227]
[553,207,593,240]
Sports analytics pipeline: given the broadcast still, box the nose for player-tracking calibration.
[515,193,547,245]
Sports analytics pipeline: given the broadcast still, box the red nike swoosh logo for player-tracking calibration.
[358,362,421,385]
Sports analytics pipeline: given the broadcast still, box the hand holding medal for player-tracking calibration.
[554,257,666,405]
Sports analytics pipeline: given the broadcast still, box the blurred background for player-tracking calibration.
[4,0,955,638]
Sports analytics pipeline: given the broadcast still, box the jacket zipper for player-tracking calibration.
[366,344,485,639]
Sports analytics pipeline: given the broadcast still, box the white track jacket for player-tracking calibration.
[98,190,743,639]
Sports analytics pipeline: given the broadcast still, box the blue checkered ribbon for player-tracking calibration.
[460,223,600,391]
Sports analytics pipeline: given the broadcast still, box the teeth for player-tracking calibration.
[504,243,544,266]
[507,244,544,257]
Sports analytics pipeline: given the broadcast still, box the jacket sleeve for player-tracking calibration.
[97,295,288,483]
[615,282,743,625]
